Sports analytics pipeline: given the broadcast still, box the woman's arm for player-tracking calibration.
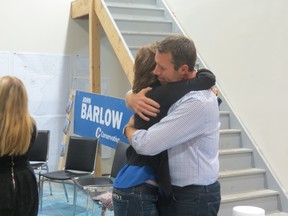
[126,68,216,122]
[125,87,160,121]
[145,68,215,108]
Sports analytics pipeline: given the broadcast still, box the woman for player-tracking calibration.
[0,76,38,216]
[113,45,216,216]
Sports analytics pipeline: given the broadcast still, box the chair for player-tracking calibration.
[28,130,52,194]
[110,140,129,179]
[39,135,99,212]
[73,140,129,215]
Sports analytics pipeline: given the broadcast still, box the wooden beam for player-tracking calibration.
[95,0,134,85]
[72,0,134,84]
[89,0,102,177]
[71,0,89,18]
[89,0,101,93]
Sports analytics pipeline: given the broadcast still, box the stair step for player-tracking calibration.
[220,189,279,216]
[129,46,141,57]
[219,148,252,156]
[106,1,158,8]
[122,31,174,46]
[219,168,266,195]
[105,0,157,6]
[219,148,253,171]
[220,168,265,178]
[114,17,173,32]
[220,129,241,149]
[266,212,288,216]
[106,2,165,19]
[220,111,230,129]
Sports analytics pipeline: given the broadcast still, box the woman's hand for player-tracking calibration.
[125,87,160,121]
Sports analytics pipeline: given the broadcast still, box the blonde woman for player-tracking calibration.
[0,76,38,216]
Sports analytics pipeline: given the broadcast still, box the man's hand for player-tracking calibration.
[211,86,219,96]
[126,87,160,121]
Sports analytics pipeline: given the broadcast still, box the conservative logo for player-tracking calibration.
[95,127,102,138]
[95,127,120,143]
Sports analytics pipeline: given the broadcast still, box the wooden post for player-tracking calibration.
[89,0,102,177]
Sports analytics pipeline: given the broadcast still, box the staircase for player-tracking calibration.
[71,0,288,215]
[103,0,180,57]
[218,102,287,215]
[102,0,288,215]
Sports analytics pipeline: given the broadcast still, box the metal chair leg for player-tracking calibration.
[45,164,52,195]
[38,170,41,191]
[92,202,96,216]
[73,184,77,216]
[62,182,69,203]
[86,192,90,216]
[39,175,44,211]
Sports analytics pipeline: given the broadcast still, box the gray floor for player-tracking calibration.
[38,182,114,216]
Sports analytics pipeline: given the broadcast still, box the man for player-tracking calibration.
[124,35,221,216]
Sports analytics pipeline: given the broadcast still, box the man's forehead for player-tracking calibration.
[155,52,173,63]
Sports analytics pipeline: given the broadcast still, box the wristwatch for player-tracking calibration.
[122,125,128,138]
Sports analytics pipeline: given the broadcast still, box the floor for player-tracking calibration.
[38,182,114,216]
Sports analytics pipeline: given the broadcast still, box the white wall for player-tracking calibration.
[0,0,130,171]
[164,0,288,193]
[0,0,88,54]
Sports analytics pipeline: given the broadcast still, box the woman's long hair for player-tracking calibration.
[132,44,158,93]
[0,76,34,156]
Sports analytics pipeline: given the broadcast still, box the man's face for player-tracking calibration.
[153,51,184,84]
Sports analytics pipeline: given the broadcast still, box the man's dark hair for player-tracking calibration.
[156,35,197,71]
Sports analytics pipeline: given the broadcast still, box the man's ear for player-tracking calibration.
[180,64,189,74]
[179,64,191,79]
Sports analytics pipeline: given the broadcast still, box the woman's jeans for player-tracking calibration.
[158,181,221,216]
[113,184,159,216]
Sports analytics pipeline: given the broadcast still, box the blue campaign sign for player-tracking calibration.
[74,91,134,148]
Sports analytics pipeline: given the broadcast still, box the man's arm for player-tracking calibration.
[125,87,160,121]
[130,93,213,155]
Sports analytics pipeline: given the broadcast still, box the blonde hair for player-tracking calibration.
[0,76,34,156]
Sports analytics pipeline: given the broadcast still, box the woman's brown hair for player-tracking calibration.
[132,44,158,93]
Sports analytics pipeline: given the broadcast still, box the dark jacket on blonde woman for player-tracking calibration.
[0,76,38,216]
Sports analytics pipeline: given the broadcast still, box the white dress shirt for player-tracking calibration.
[131,90,220,186]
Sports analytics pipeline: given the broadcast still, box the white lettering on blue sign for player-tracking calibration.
[80,103,123,129]
[82,97,91,104]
